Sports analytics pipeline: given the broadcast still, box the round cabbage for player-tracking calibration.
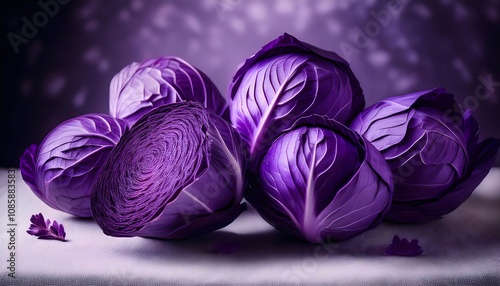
[91,102,246,239]
[229,33,365,167]
[247,116,393,243]
[20,114,128,217]
[351,88,500,223]
[110,56,228,126]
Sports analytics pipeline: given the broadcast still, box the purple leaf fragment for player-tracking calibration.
[384,235,422,256]
[26,213,67,242]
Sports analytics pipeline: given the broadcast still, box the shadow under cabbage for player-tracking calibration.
[115,193,500,262]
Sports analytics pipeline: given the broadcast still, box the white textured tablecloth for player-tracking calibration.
[1,168,499,285]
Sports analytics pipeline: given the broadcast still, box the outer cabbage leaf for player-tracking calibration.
[110,56,228,126]
[91,102,246,239]
[351,88,500,223]
[20,114,128,217]
[247,115,393,243]
[229,33,365,167]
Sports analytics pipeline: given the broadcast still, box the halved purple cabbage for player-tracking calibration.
[19,114,128,217]
[110,56,228,127]
[91,102,246,239]
[351,88,500,223]
[229,33,365,167]
[247,115,393,243]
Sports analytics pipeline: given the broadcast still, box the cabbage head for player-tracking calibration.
[92,102,247,239]
[20,114,128,217]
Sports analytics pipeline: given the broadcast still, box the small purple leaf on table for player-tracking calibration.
[27,213,67,242]
[385,235,422,256]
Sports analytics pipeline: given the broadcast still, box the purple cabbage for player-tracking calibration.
[20,114,128,217]
[110,56,228,127]
[229,33,365,166]
[91,102,246,239]
[247,116,393,243]
[351,88,500,223]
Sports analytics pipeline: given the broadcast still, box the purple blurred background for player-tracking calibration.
[1,0,499,167]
